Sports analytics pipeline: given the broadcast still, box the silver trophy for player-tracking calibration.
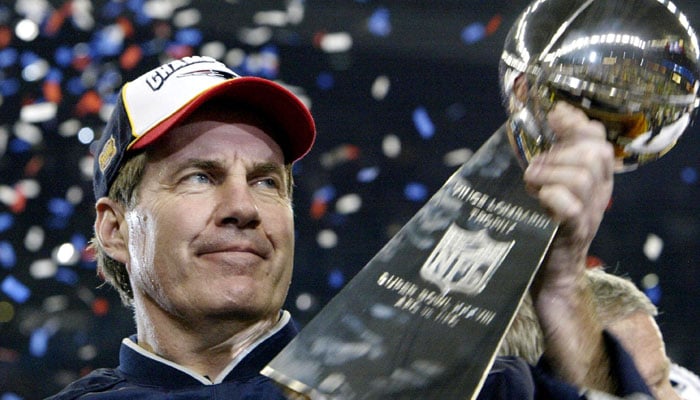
[265,1,700,399]
[500,0,700,172]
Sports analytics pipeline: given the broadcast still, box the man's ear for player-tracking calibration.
[95,198,129,265]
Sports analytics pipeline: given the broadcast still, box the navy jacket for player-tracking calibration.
[47,316,651,399]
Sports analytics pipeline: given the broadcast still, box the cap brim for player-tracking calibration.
[129,76,316,163]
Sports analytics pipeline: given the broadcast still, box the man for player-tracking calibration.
[499,268,697,399]
[48,56,650,399]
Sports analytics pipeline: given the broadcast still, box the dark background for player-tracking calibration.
[0,1,698,398]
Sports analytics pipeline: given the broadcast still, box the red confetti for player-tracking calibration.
[153,21,172,39]
[24,155,44,177]
[0,26,12,48]
[116,16,135,39]
[92,298,110,316]
[81,245,96,262]
[0,347,20,363]
[312,31,327,48]
[120,44,143,70]
[310,199,328,220]
[43,2,72,37]
[72,54,92,71]
[586,255,605,269]
[75,91,102,116]
[342,144,361,161]
[9,185,26,214]
[43,80,62,103]
[485,14,502,36]
[166,44,194,59]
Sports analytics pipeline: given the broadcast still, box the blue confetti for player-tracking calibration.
[127,0,146,13]
[329,213,348,227]
[19,51,40,68]
[92,27,125,57]
[404,182,428,202]
[1,275,31,304]
[80,259,97,270]
[9,138,31,153]
[48,198,74,218]
[55,267,79,286]
[313,185,337,203]
[71,233,88,252]
[0,213,13,232]
[0,241,16,269]
[681,166,698,184]
[133,10,152,26]
[66,76,86,96]
[461,22,486,44]
[0,78,20,97]
[29,327,50,357]
[175,28,203,47]
[276,30,302,46]
[644,285,662,305]
[54,46,73,67]
[357,166,380,183]
[262,45,279,55]
[328,269,345,289]
[257,45,280,79]
[368,8,391,37]
[101,91,120,107]
[45,67,63,83]
[100,1,124,19]
[96,68,122,93]
[316,72,335,90]
[0,48,18,68]
[47,199,74,229]
[141,38,166,56]
[412,106,435,139]
[47,215,70,230]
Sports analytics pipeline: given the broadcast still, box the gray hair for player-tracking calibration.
[498,268,657,363]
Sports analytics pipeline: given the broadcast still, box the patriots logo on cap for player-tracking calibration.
[144,56,225,91]
[178,69,237,80]
[98,136,117,173]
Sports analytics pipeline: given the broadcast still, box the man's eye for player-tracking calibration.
[255,177,280,189]
[184,173,212,184]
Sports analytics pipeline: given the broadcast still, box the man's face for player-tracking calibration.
[608,312,680,400]
[122,106,295,325]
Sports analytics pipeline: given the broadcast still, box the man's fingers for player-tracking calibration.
[536,184,583,223]
[547,102,607,142]
[525,102,615,234]
[525,164,595,205]
[525,142,613,191]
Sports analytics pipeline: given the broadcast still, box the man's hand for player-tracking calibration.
[524,102,616,391]
[525,102,614,288]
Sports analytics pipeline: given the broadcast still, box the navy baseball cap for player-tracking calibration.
[93,55,316,199]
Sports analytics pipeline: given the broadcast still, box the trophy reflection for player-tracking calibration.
[499,0,700,172]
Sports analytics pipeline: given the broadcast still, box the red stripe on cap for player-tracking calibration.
[129,76,315,163]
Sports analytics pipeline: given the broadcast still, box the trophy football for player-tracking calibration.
[263,0,700,398]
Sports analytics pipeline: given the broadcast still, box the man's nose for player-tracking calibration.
[215,178,261,229]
